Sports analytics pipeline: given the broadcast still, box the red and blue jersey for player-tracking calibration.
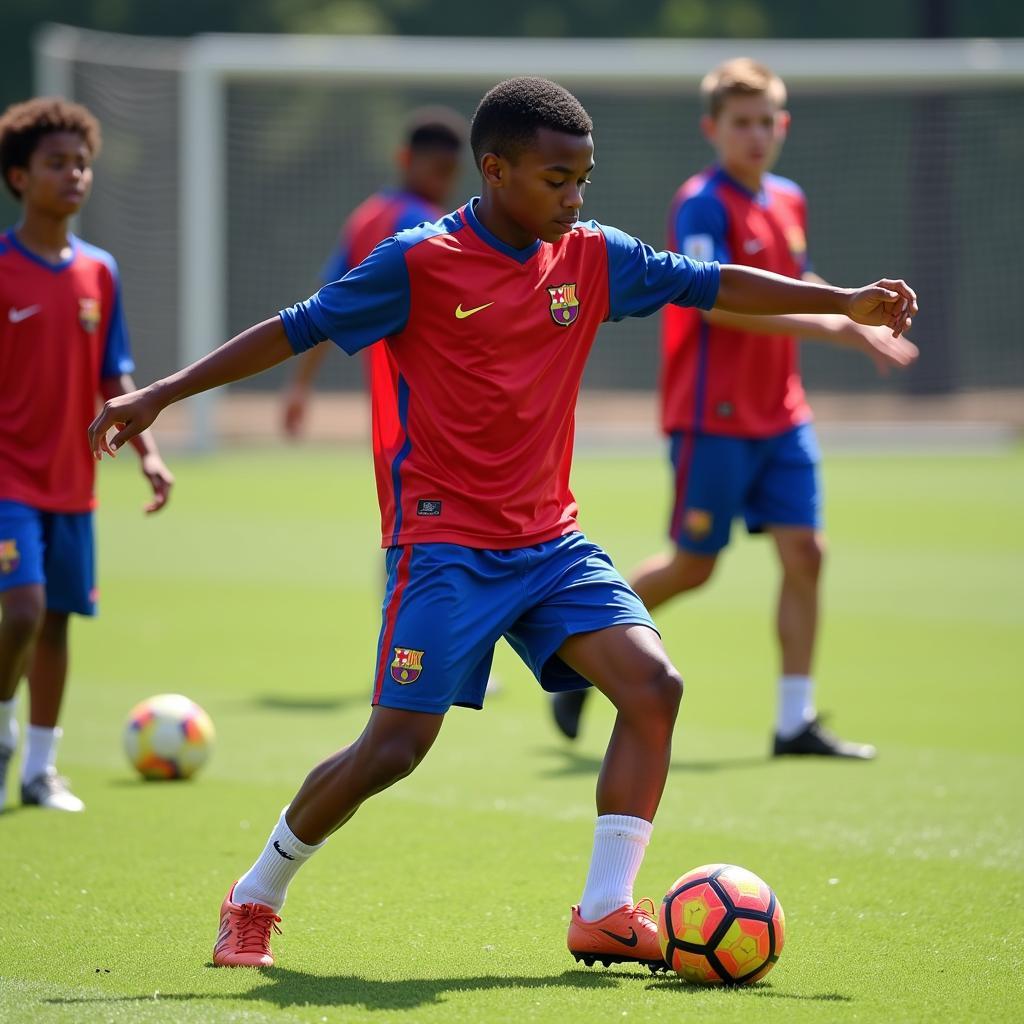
[321,189,444,464]
[661,166,813,438]
[282,198,720,549]
[0,230,134,513]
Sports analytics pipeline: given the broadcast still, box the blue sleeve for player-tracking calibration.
[392,199,436,233]
[598,223,720,321]
[280,236,410,355]
[99,264,136,378]
[318,236,350,287]
[674,194,731,264]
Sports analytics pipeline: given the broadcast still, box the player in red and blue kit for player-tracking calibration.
[0,98,173,813]
[552,59,918,757]
[281,107,467,441]
[89,77,916,971]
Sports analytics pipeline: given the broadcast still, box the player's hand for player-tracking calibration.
[140,453,174,514]
[843,322,919,375]
[282,382,309,440]
[846,279,918,337]
[89,387,163,459]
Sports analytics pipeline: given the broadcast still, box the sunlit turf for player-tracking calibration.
[2,443,1022,1023]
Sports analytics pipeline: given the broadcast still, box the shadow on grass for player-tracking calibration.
[538,746,768,778]
[45,967,645,1012]
[645,978,853,1002]
[255,693,367,713]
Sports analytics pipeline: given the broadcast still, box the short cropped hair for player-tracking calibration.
[470,77,592,166]
[404,106,467,153]
[0,97,101,199]
[701,58,787,119]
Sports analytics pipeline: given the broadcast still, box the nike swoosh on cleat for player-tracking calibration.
[273,840,295,860]
[454,302,494,319]
[599,927,639,947]
[8,305,41,323]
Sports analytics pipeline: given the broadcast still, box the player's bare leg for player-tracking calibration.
[630,548,718,612]
[558,623,681,970]
[20,610,83,811]
[27,611,69,728]
[552,551,715,741]
[0,584,45,810]
[287,706,445,842]
[770,526,874,759]
[215,706,445,966]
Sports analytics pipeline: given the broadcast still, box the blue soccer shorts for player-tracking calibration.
[370,532,657,714]
[0,501,97,616]
[668,422,823,555]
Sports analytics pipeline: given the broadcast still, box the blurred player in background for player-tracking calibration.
[280,106,467,439]
[89,77,915,971]
[552,58,914,758]
[0,98,173,812]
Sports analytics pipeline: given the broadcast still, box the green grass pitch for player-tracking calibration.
[2,443,1022,1023]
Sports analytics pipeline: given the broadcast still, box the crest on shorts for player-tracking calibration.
[547,283,579,326]
[78,297,101,333]
[684,509,713,540]
[0,539,20,574]
[391,647,424,684]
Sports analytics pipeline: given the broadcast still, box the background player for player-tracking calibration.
[552,58,917,758]
[0,98,173,812]
[281,106,467,439]
[87,77,915,970]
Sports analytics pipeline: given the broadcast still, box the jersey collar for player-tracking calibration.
[5,228,78,272]
[713,166,770,208]
[463,198,542,265]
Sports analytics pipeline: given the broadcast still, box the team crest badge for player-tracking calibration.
[547,283,580,326]
[0,539,20,575]
[785,225,807,257]
[78,297,101,333]
[391,647,424,684]
[684,509,713,540]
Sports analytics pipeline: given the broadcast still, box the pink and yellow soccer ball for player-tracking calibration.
[123,693,215,780]
[658,864,785,985]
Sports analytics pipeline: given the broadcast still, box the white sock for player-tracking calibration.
[0,698,17,751]
[776,674,815,739]
[233,807,325,912]
[22,724,60,783]
[579,814,653,922]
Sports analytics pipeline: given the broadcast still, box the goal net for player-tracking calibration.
[35,27,1024,446]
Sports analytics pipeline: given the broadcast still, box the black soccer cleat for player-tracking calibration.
[571,951,669,973]
[551,689,589,741]
[772,717,877,760]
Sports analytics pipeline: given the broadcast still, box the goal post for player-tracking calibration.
[34,26,1024,448]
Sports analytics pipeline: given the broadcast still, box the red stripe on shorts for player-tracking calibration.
[669,433,696,540]
[372,546,412,705]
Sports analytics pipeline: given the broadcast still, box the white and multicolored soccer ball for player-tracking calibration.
[658,864,785,985]
[123,693,215,780]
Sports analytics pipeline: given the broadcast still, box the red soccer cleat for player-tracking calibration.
[212,883,282,967]
[567,899,668,972]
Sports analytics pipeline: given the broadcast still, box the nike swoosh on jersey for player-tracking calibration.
[454,302,494,319]
[8,305,41,323]
[599,926,639,947]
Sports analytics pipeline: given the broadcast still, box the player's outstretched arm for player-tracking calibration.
[702,309,919,373]
[100,373,175,512]
[715,265,917,338]
[282,342,330,439]
[89,317,295,458]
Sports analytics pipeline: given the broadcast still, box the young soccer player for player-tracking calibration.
[88,77,915,970]
[0,98,173,812]
[281,106,467,438]
[552,59,917,758]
